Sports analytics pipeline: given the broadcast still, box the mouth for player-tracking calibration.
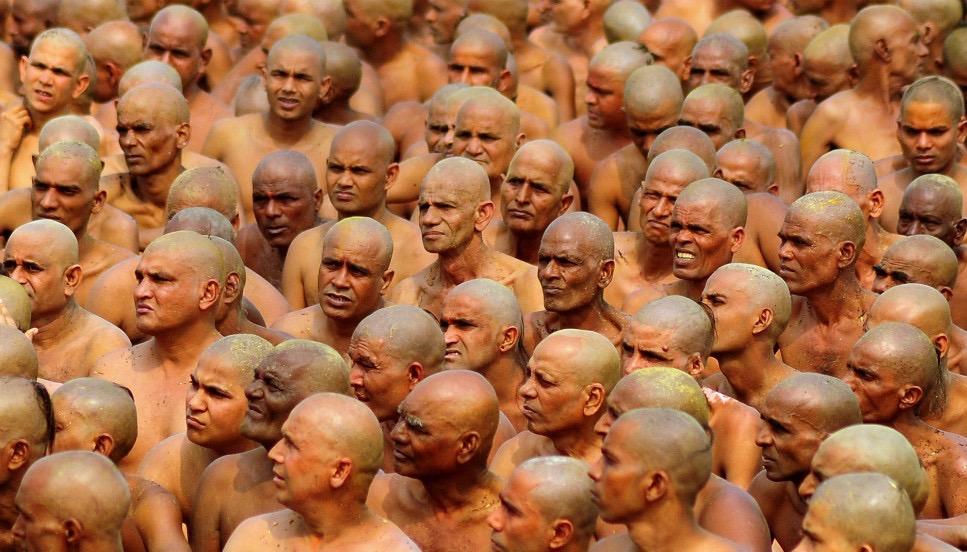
[272,468,285,486]
[352,386,369,402]
[673,250,697,268]
[276,97,300,110]
[778,264,796,277]
[246,402,266,420]
[135,302,152,315]
[444,348,460,360]
[393,449,410,463]
[323,292,352,308]
[333,191,355,203]
[263,226,288,237]
[422,231,444,240]
[186,415,205,430]
[521,405,539,419]
[33,89,53,102]
[506,208,532,220]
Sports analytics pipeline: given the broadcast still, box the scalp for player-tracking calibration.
[716,139,775,187]
[647,126,717,170]
[209,236,247,290]
[767,372,862,433]
[769,15,828,54]
[603,0,651,43]
[0,326,38,379]
[53,378,137,462]
[589,41,653,80]
[253,150,318,192]
[35,140,102,188]
[633,295,713,358]
[515,456,598,537]
[904,174,963,220]
[117,82,190,125]
[683,83,745,130]
[266,12,328,42]
[353,305,445,373]
[788,191,866,249]
[447,278,522,330]
[451,28,508,68]
[353,0,412,23]
[849,5,917,63]
[712,263,791,335]
[267,34,327,74]
[270,339,351,394]
[322,41,362,94]
[10,219,79,266]
[645,149,710,185]
[165,167,240,221]
[898,0,962,36]
[408,370,499,453]
[535,329,620,392]
[456,89,521,138]
[623,64,683,119]
[30,28,88,73]
[882,236,959,289]
[901,75,965,121]
[705,12,765,57]
[508,139,573,195]
[675,177,747,229]
[455,13,512,45]
[144,229,225,283]
[0,377,51,454]
[119,61,183,95]
[806,149,877,196]
[943,28,967,73]
[86,21,143,71]
[323,217,394,273]
[38,116,101,152]
[165,207,236,242]
[151,5,209,47]
[614,367,710,429]
[808,473,916,552]
[855,322,943,416]
[288,392,384,476]
[542,211,615,260]
[804,24,852,65]
[692,32,748,68]
[331,120,396,166]
[202,334,274,384]
[424,156,492,204]
[466,0,525,35]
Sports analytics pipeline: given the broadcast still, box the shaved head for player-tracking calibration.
[281,0,347,39]
[267,34,327,74]
[118,60,183,95]
[451,28,508,70]
[0,276,32,332]
[253,150,317,194]
[166,167,240,221]
[38,116,101,152]
[423,156,492,204]
[264,13,328,44]
[271,339,350,393]
[353,305,445,374]
[647,126,717,170]
[0,326,38,379]
[34,140,102,191]
[610,367,710,429]
[331,120,396,166]
[898,0,962,37]
[805,24,852,67]
[165,207,236,242]
[714,139,775,193]
[876,236,959,291]
[766,372,862,433]
[322,41,362,98]
[143,230,224,283]
[901,75,965,121]
[542,212,614,261]
[30,28,88,74]
[533,329,621,392]
[323,216,394,273]
[637,17,697,75]
[52,378,137,463]
[904,173,963,220]
[507,139,574,196]
[510,457,598,538]
[448,278,522,330]
[150,5,209,49]
[691,32,749,71]
[681,83,745,144]
[456,90,521,142]
[676,177,747,228]
[706,11,766,58]
[787,191,867,249]
[644,149,711,189]
[805,149,877,201]
[603,0,651,43]
[707,263,791,338]
[352,0,412,23]
[848,5,919,64]
[200,334,273,386]
[10,219,79,267]
[57,0,126,36]
[770,16,828,56]
[943,28,967,82]
[0,377,51,457]
[589,41,654,80]
[455,13,512,46]
[634,296,714,358]
[623,64,683,119]
[117,82,190,128]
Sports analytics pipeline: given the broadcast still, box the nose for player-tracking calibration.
[518,376,536,399]
[916,132,931,150]
[389,419,408,445]
[266,439,284,464]
[38,188,57,209]
[442,125,456,152]
[798,473,818,502]
[623,354,644,376]
[906,221,922,235]
[653,197,673,219]
[186,388,205,413]
[539,260,561,281]
[464,135,483,156]
[444,327,458,347]
[420,204,441,229]
[264,199,282,218]
[584,89,597,107]
[11,515,24,542]
[487,507,504,532]
[777,240,794,262]
[245,381,263,402]
[593,411,612,438]
[459,67,472,84]
[871,275,890,295]
[754,421,772,448]
[588,456,602,482]
[349,363,364,388]
[330,266,350,289]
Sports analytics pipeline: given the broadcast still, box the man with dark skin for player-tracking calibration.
[393,157,543,318]
[879,77,967,232]
[272,217,393,356]
[592,368,771,552]
[12,451,129,552]
[190,340,350,552]
[681,33,754,96]
[144,6,233,153]
[713,139,778,195]
[800,6,928,171]
[552,42,652,199]
[4,220,130,382]
[491,329,620,479]
[225,393,419,551]
[6,0,58,58]
[235,151,321,289]
[49,378,190,552]
[441,278,528,431]
[748,372,863,551]
[588,64,683,230]
[843,322,967,519]
[138,334,271,521]
[589,408,744,552]
[636,18,696,77]
[366,370,502,552]
[525,213,627,352]
[873,235,960,301]
[785,24,856,136]
[777,192,874,377]
[623,178,746,314]
[0,377,51,550]
[488,139,574,265]
[85,20,144,147]
[92,231,224,472]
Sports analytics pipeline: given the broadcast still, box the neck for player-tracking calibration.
[507,229,543,265]
[184,82,204,104]
[891,410,932,439]
[211,435,257,456]
[75,537,125,552]
[76,231,98,258]
[27,103,68,133]
[314,99,354,124]
[567,17,602,55]
[715,339,794,406]
[480,356,525,406]
[626,498,705,552]
[263,112,314,145]
[553,296,618,334]
[802,271,865,325]
[854,63,904,105]
[420,464,498,513]
[0,471,25,531]
[679,276,710,302]
[132,161,184,207]
[337,203,388,222]
[32,300,80,346]
[324,305,375,339]
[636,236,674,280]
[362,31,404,66]
[149,320,221,365]
[297,492,375,541]
[438,235,491,284]
[548,422,602,461]
[199,0,230,25]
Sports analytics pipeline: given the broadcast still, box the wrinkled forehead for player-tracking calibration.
[691,45,742,71]
[456,102,514,132]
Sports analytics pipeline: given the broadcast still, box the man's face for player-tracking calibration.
[670,199,736,281]
[31,159,100,235]
[348,334,412,421]
[316,237,388,322]
[548,0,586,34]
[488,470,554,552]
[679,98,736,149]
[501,153,567,235]
[441,293,503,372]
[871,251,939,294]
[518,344,589,436]
[715,150,770,193]
[802,58,851,102]
[898,101,964,174]
[538,229,607,312]
[253,174,319,249]
[12,485,65,552]
[230,0,276,49]
[3,235,68,318]
[8,0,50,56]
[50,394,97,454]
[425,101,451,154]
[588,422,646,523]
[768,47,799,98]
[886,21,926,85]
[793,500,857,552]
[186,351,251,450]
[585,65,627,130]
[426,0,464,44]
[842,341,904,424]
[755,389,825,481]
[686,47,743,92]
[267,409,331,507]
[638,170,688,245]
[620,321,693,375]
[20,39,85,114]
[133,247,204,334]
[797,443,851,502]
[116,102,184,177]
[702,272,755,354]
[450,104,518,181]
[343,0,378,48]
[418,180,481,253]
[626,108,679,158]
[325,138,390,216]
[390,389,460,478]
[263,48,326,122]
[240,354,313,445]
[777,212,844,295]
[447,42,502,88]
[897,188,962,246]
[144,19,207,89]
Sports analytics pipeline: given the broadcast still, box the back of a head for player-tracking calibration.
[603,0,651,43]
[165,207,236,242]
[705,11,765,58]
[623,64,683,118]
[119,60,184,95]
[322,41,362,97]
[943,28,967,76]
[280,0,347,40]
[633,295,714,358]
[53,378,137,463]
[589,41,654,80]
[0,276,32,332]
[271,339,350,395]
[266,13,328,43]
[693,32,749,69]
[767,372,862,433]
[769,16,828,55]
[683,82,745,129]
[898,0,963,37]
[647,126,717,170]
[804,24,852,68]
[883,236,960,289]
[353,305,445,373]
[0,326,38,379]
[0,376,51,456]
[38,115,101,152]
[806,149,877,197]
[807,473,915,552]
[165,167,240,221]
[515,456,598,540]
[615,367,710,428]
[849,5,916,64]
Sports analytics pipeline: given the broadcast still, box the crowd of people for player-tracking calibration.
[0,0,962,549]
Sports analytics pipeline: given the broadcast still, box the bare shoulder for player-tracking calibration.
[90,345,135,378]
[747,470,786,511]
[621,283,667,315]
[0,188,30,231]
[222,510,297,551]
[808,90,853,125]
[199,450,246,487]
[613,231,638,256]
[80,308,131,341]
[289,224,328,253]
[269,305,319,337]
[497,251,538,280]
[139,433,189,482]
[552,118,584,149]
[590,534,634,552]
[490,431,547,479]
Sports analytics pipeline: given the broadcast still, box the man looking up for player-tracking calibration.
[490,139,574,265]
[777,192,873,377]
[525,213,626,351]
[588,64,683,229]
[553,41,652,198]
[800,5,929,170]
[225,393,418,551]
[343,0,446,107]
[367,370,502,551]
[191,340,350,552]
[144,6,232,152]
[0,28,91,191]
[441,278,527,430]
[749,372,863,550]
[491,329,620,479]
[880,77,967,232]
[4,220,129,382]
[843,322,967,519]
[92,231,224,471]
[281,121,433,309]
[236,150,321,288]
[204,35,339,224]
[394,157,542,318]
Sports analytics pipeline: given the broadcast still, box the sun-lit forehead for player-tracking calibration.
[673,196,724,226]
[329,134,388,169]
[267,47,324,78]
[625,320,677,347]
[322,234,387,270]
[681,97,726,124]
[6,230,57,263]
[138,244,194,276]
[450,42,501,69]
[30,38,85,75]
[194,350,243,386]
[35,156,95,186]
[420,175,466,204]
[442,291,488,322]
[586,63,624,90]
[901,101,957,127]
[150,15,203,49]
[704,269,751,298]
[539,225,587,257]
[508,150,564,184]
[456,103,514,135]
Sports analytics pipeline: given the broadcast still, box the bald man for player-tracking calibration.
[590,408,743,552]
[636,18,695,76]
[4,220,129,382]
[944,29,967,96]
[342,0,446,107]
[488,139,575,265]
[623,178,746,314]
[805,149,901,289]
[282,121,433,309]
[85,20,143,145]
[714,139,777,195]
[678,83,746,151]
[588,64,683,230]
[144,6,232,152]
[800,6,928,170]
[880,77,967,232]
[681,33,754,97]
[873,235,960,300]
[138,334,270,521]
[13,451,129,552]
[315,41,372,124]
[491,329,620,478]
[0,377,51,549]
[441,278,528,430]
[552,42,652,199]
[525,213,627,352]
[748,372,863,550]
[50,379,190,552]
[0,326,40,381]
[777,192,874,377]
[0,29,94,192]
[7,0,58,58]
[235,151,321,288]
[366,370,502,551]
[0,274,32,331]
[393,157,542,318]
[489,456,597,552]
[204,36,339,224]
[92,231,224,471]
[592,369,770,552]
[843,322,967,519]
[225,393,417,550]
[785,24,856,135]
[191,340,350,552]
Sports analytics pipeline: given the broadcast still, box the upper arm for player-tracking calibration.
[201,121,228,159]
[514,269,545,316]
[544,53,576,121]
[281,233,312,310]
[698,487,771,552]
[799,102,841,173]
[588,159,622,229]
[133,486,191,552]
[189,463,228,552]
[221,517,260,552]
